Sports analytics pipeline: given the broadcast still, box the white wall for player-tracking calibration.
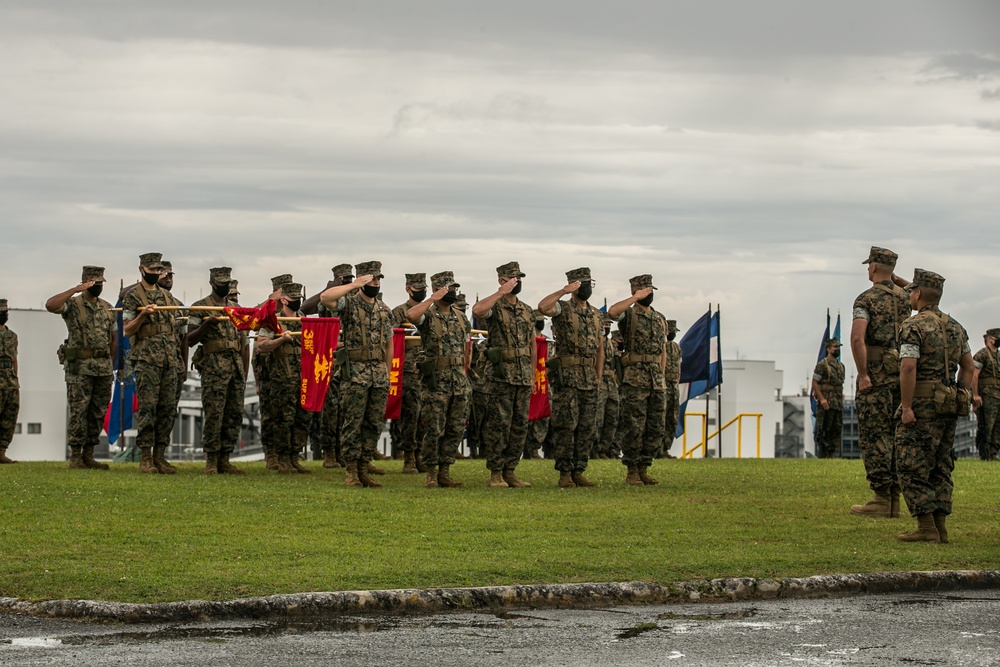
[6,309,70,461]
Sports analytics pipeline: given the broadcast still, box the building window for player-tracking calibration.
[14,423,21,434]
[27,423,41,434]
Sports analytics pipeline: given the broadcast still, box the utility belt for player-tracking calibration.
[620,352,660,366]
[485,345,531,372]
[978,377,1000,388]
[866,345,899,373]
[913,380,971,416]
[405,339,422,351]
[346,348,386,363]
[272,343,301,359]
[819,384,842,396]
[427,354,465,370]
[202,339,241,355]
[554,354,585,368]
[0,358,12,370]
[66,347,110,360]
[137,322,175,340]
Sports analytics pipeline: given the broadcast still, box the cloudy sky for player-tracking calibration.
[3,1,999,393]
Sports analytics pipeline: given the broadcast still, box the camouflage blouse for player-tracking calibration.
[664,340,682,384]
[415,302,471,394]
[189,293,244,378]
[482,297,535,387]
[899,306,971,384]
[329,293,392,388]
[614,305,667,390]
[122,285,183,371]
[853,280,910,385]
[392,300,421,372]
[549,298,602,390]
[0,328,17,388]
[973,346,1000,397]
[257,310,303,382]
[812,357,846,406]
[61,294,115,377]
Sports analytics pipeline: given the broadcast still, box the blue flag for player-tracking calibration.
[675,309,721,438]
[105,297,136,446]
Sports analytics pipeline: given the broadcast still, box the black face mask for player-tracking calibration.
[362,285,380,299]
[0,313,7,326]
[286,299,302,312]
[213,284,231,298]
[441,291,458,305]
[534,321,545,333]
[667,332,676,342]
[142,271,161,286]
[510,280,523,296]
[87,284,104,298]
[410,290,427,303]
[575,283,593,302]
[637,294,654,308]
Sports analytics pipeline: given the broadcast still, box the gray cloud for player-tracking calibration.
[921,52,1000,81]
[982,88,1000,100]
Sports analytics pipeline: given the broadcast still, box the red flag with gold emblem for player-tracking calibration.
[224,299,282,333]
[384,328,406,419]
[529,336,550,421]
[299,318,341,412]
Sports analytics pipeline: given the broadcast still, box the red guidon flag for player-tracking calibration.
[529,336,550,421]
[224,299,282,333]
[299,318,341,412]
[384,328,406,419]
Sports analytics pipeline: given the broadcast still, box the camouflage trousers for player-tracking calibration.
[469,388,490,458]
[420,384,470,467]
[200,369,245,455]
[0,378,18,448]
[617,384,666,468]
[525,416,548,458]
[316,378,342,457]
[340,380,388,464]
[396,369,422,454]
[663,381,680,454]
[815,402,844,458]
[550,385,598,472]
[261,374,312,457]
[855,382,900,495]
[134,361,179,449]
[978,393,1000,460]
[482,381,531,472]
[895,400,955,517]
[66,373,112,450]
[594,380,620,457]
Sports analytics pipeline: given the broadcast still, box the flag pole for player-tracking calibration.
[705,303,712,457]
[715,304,722,458]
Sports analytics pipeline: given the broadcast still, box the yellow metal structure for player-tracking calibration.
[680,412,763,458]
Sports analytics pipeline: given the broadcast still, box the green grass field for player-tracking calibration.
[1,458,997,603]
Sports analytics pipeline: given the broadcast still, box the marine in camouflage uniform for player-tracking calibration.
[157,261,189,404]
[188,267,249,475]
[407,271,471,487]
[894,269,974,544]
[811,338,845,459]
[538,268,603,488]
[662,319,682,457]
[849,246,910,517]
[255,282,312,475]
[121,252,184,474]
[609,274,667,486]
[471,261,537,488]
[0,300,18,464]
[314,264,353,469]
[45,266,116,470]
[253,273,292,470]
[972,328,1000,461]
[320,261,393,488]
[592,320,620,459]
[391,272,428,474]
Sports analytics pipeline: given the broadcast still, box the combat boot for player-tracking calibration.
[373,450,391,461]
[205,452,219,475]
[415,452,427,473]
[437,464,463,488]
[402,451,418,474]
[357,461,383,488]
[218,451,246,475]
[625,465,644,486]
[264,450,280,471]
[322,451,341,468]
[153,446,177,474]
[898,513,941,543]
[82,446,109,470]
[933,510,949,544]
[637,466,659,486]
[0,447,16,464]
[367,462,385,475]
[489,470,509,488]
[344,461,363,487]
[850,494,891,517]
[289,452,312,474]
[424,465,439,487]
[890,490,901,519]
[572,471,596,487]
[139,447,159,474]
[276,452,297,474]
[69,447,87,469]
[502,469,531,488]
[558,471,576,488]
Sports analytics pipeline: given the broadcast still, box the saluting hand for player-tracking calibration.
[430,286,450,302]
[354,274,375,289]
[76,280,97,293]
[563,281,581,295]
[498,278,519,295]
[633,287,653,301]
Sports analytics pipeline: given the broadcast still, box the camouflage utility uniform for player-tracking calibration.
[0,309,19,462]
[662,322,682,455]
[391,273,427,472]
[594,331,620,459]
[812,353,845,458]
[973,333,1000,460]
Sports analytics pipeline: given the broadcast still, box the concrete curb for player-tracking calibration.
[2,570,999,624]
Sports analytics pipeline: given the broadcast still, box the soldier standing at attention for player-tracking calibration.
[392,273,428,474]
[471,261,536,488]
[0,300,18,464]
[972,328,1000,461]
[188,267,249,475]
[811,338,846,458]
[895,269,973,543]
[406,271,471,487]
[608,275,667,486]
[592,317,620,460]
[156,261,189,404]
[662,319,682,458]
[255,282,311,474]
[45,266,116,470]
[121,252,183,474]
[320,261,393,488]
[538,268,603,488]
[227,279,250,380]
[849,246,910,517]
[254,274,293,470]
